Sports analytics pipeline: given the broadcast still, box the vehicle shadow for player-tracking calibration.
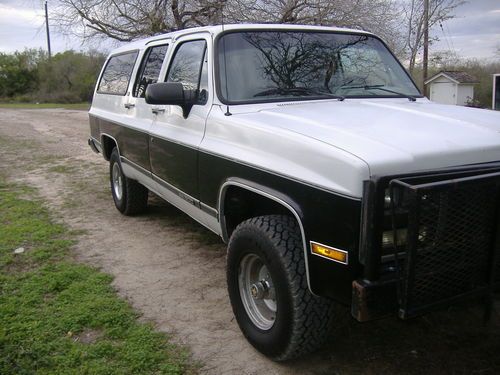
[287,296,500,374]
[142,193,223,247]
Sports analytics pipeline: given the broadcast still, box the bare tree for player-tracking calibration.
[429,49,461,68]
[53,0,225,42]
[53,0,405,48]
[401,0,465,74]
[226,0,403,52]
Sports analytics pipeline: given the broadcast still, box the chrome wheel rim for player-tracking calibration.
[112,163,123,201]
[238,254,277,330]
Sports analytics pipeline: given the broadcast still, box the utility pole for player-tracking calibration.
[422,0,429,96]
[45,0,52,59]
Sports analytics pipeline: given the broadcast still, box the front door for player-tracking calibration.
[149,35,212,199]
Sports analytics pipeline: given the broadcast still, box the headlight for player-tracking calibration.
[382,187,407,260]
[382,228,407,248]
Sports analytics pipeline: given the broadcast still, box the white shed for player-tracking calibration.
[493,73,500,110]
[425,71,478,106]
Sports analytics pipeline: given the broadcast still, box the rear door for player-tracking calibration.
[90,50,139,157]
[149,33,212,199]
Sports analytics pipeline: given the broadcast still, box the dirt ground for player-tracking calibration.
[0,108,499,375]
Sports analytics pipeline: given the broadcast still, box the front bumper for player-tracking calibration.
[352,165,500,322]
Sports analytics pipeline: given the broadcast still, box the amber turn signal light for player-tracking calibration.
[310,241,348,264]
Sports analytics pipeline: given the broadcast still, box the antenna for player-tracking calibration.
[221,4,232,116]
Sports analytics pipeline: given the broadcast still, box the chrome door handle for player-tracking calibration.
[124,103,135,109]
[151,107,165,114]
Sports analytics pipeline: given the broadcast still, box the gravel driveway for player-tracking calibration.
[0,108,498,375]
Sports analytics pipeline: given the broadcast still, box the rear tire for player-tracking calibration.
[109,148,148,215]
[226,215,337,361]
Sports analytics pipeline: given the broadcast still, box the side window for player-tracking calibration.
[97,51,138,95]
[133,44,168,98]
[166,40,208,104]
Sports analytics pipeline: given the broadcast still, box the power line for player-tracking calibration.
[439,21,452,52]
[445,21,456,52]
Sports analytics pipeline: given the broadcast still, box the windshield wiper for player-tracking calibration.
[253,87,345,101]
[341,84,417,102]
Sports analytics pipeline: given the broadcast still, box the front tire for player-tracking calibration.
[109,148,148,215]
[226,215,337,361]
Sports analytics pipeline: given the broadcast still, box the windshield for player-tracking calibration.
[217,31,421,103]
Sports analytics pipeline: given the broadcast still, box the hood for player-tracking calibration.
[240,98,500,177]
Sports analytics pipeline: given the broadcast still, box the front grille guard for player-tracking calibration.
[389,171,500,319]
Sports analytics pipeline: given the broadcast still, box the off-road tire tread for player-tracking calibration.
[230,215,337,361]
[122,177,148,215]
[110,148,148,215]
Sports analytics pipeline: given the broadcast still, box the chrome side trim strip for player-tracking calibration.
[217,180,316,295]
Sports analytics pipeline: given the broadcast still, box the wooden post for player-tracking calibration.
[45,1,52,59]
[422,0,429,97]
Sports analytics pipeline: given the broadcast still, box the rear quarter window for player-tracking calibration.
[97,51,138,95]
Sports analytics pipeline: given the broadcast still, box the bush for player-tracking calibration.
[0,50,40,98]
[0,49,105,104]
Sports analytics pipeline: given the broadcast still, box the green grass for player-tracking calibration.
[48,164,76,174]
[0,178,194,374]
[0,102,89,110]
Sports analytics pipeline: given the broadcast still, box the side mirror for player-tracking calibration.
[145,82,184,105]
[145,82,197,118]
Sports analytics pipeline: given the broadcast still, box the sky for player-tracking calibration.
[430,0,500,60]
[0,0,499,60]
[0,0,74,53]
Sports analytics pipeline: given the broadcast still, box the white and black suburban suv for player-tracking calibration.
[88,24,500,360]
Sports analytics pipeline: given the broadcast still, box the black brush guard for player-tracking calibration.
[353,168,500,322]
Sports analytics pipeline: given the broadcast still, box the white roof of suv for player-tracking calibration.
[110,23,374,54]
